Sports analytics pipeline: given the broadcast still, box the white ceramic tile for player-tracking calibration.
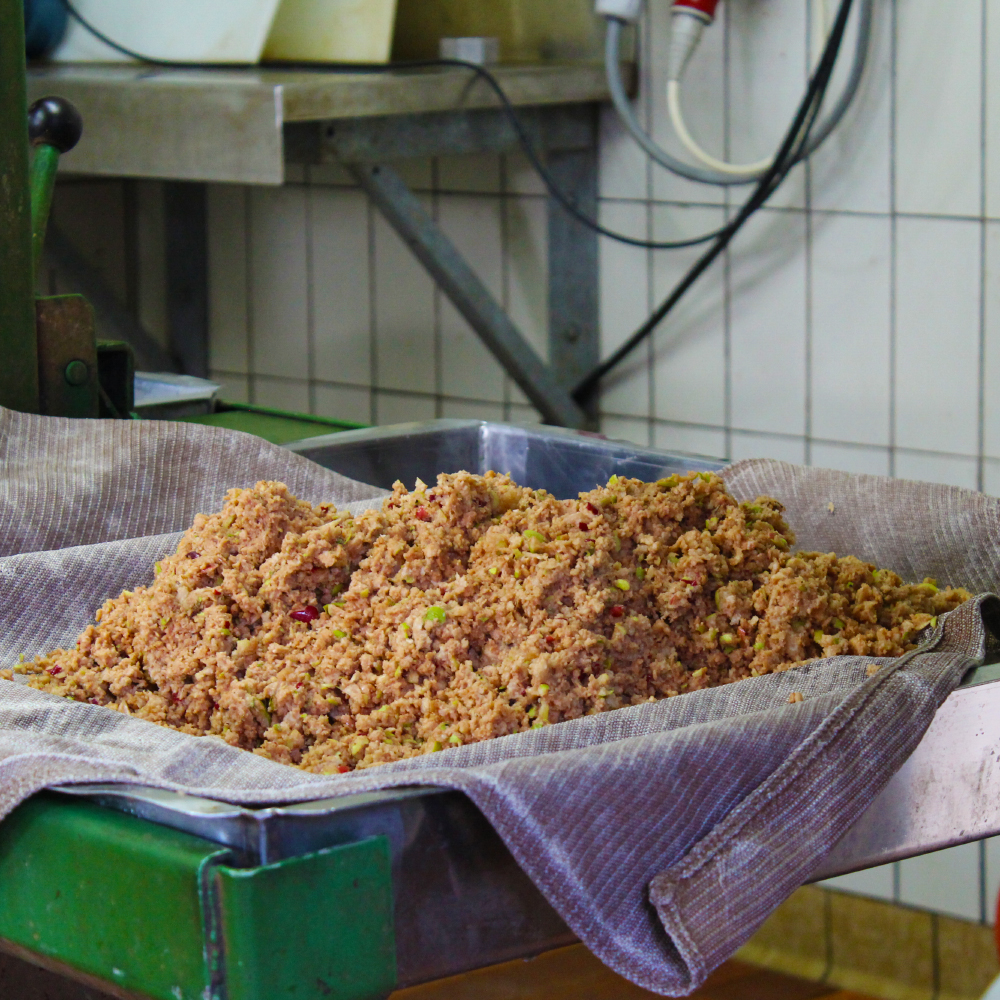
[601,414,650,448]
[313,383,371,426]
[248,186,309,380]
[988,0,1000,219]
[208,185,249,375]
[895,0,983,218]
[729,208,808,436]
[310,187,371,387]
[599,200,651,418]
[306,162,356,187]
[819,862,896,902]
[134,180,169,351]
[898,843,982,922]
[252,375,310,414]
[51,179,128,301]
[599,105,649,202]
[729,431,806,465]
[810,2,892,215]
[438,194,507,403]
[507,403,543,426]
[983,221,1000,457]
[895,216,981,455]
[652,422,727,462]
[374,391,436,426]
[650,203,727,427]
[504,192,549,408]
[726,0,808,211]
[208,370,249,404]
[810,212,892,446]
[809,441,891,477]
[647,0,726,207]
[984,458,1000,498]
[372,204,436,395]
[440,398,505,422]
[893,449,979,490]
[437,154,502,194]
[505,194,548,364]
[393,159,434,192]
[985,836,1000,924]
[504,151,546,198]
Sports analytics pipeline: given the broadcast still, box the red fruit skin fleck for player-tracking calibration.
[578,522,588,530]
[586,502,600,515]
[47,666,62,676]
[337,765,351,773]
[545,636,556,645]
[415,507,431,522]
[186,552,199,559]
[610,605,624,618]
[290,607,319,623]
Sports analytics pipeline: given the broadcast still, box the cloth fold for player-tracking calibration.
[0,409,994,996]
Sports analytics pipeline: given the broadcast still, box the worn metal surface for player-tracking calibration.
[294,102,596,164]
[35,294,99,418]
[214,838,395,1000]
[164,183,209,378]
[25,64,619,185]
[811,664,1000,880]
[348,165,589,429]
[0,0,39,413]
[0,793,224,1000]
[286,418,721,494]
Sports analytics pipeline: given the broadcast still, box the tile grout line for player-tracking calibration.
[244,187,256,407]
[977,0,988,494]
[367,193,378,426]
[803,4,814,468]
[887,0,898,479]
[499,153,513,423]
[304,183,316,417]
[432,158,443,420]
[722,0,733,463]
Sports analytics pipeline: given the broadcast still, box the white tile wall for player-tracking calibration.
[57,0,1000,928]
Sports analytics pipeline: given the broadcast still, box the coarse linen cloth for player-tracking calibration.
[0,406,997,996]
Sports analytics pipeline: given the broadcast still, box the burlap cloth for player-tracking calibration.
[0,407,997,996]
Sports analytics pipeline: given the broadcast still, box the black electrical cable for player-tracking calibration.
[572,0,855,403]
[52,0,850,253]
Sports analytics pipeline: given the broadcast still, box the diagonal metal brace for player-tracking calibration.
[347,161,589,430]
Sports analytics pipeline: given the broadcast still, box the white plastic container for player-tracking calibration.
[264,0,398,64]
[51,0,398,64]
[51,0,284,63]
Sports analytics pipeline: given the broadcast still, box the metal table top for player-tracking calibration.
[26,61,617,184]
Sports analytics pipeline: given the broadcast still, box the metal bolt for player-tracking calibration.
[64,359,88,386]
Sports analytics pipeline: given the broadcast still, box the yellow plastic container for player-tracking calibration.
[391,0,606,63]
[264,0,398,63]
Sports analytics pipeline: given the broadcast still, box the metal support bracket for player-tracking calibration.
[347,161,590,429]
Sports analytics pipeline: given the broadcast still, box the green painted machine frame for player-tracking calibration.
[0,793,397,1000]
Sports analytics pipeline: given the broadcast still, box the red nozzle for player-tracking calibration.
[672,0,719,22]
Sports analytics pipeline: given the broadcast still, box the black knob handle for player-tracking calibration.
[28,96,83,153]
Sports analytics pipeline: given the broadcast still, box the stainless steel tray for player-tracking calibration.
[52,419,1000,986]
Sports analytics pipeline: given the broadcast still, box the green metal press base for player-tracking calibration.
[0,793,396,1000]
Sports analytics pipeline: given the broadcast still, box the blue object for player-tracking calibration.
[24,0,68,60]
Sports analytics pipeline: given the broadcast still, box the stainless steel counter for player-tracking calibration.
[27,62,617,184]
